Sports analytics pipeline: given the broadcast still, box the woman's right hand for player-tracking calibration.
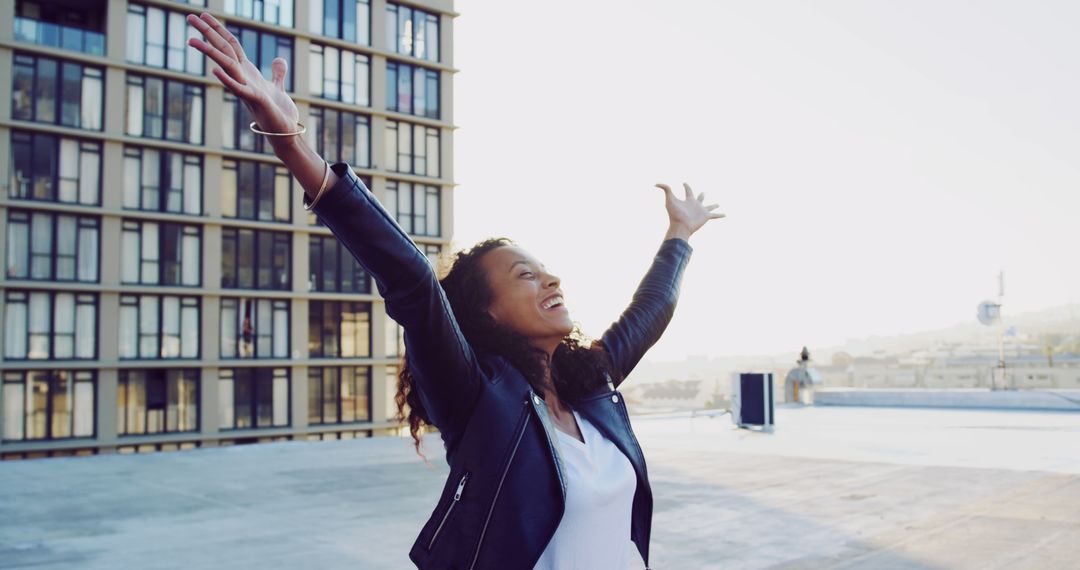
[186,12,336,199]
[186,12,299,145]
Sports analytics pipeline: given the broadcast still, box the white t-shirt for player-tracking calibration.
[533,409,638,570]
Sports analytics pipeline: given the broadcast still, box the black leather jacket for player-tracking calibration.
[307,164,693,570]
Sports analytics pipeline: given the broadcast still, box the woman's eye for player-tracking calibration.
[520,272,534,278]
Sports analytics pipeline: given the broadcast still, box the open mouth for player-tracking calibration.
[540,295,565,311]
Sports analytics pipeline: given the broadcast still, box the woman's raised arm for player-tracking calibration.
[187,13,482,435]
[600,183,725,386]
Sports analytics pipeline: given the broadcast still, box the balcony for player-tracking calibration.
[14,0,106,56]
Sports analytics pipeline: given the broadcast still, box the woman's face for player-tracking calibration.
[480,245,573,345]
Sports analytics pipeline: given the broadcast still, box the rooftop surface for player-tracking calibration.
[1,405,1078,569]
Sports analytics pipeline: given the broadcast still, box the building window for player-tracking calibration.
[3,290,97,360]
[222,93,273,155]
[386,62,439,118]
[12,53,103,130]
[123,147,203,215]
[118,295,200,359]
[125,74,204,144]
[121,220,202,286]
[220,297,290,359]
[308,301,370,358]
[221,159,291,222]
[6,210,99,282]
[307,106,370,167]
[2,370,95,441]
[224,0,294,28]
[126,4,203,75]
[307,174,371,227]
[310,0,369,44]
[385,181,440,236]
[14,0,107,56]
[309,44,369,106]
[218,368,290,429]
[386,3,439,62]
[385,120,440,177]
[221,228,291,290]
[224,24,294,91]
[308,366,370,425]
[308,234,369,293]
[9,131,101,205]
[117,369,199,435]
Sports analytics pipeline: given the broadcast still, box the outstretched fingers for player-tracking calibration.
[200,12,247,62]
[683,183,694,201]
[655,183,673,198]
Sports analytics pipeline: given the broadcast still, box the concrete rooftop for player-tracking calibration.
[1,405,1078,569]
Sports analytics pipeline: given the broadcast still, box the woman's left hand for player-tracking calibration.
[656,183,726,239]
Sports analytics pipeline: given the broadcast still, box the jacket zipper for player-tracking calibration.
[468,399,530,570]
[427,471,470,550]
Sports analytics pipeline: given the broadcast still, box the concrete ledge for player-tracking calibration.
[813,388,1080,411]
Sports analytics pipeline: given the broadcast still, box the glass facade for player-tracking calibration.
[123,147,203,215]
[6,210,100,282]
[308,235,370,293]
[117,369,199,435]
[126,4,203,75]
[310,0,370,44]
[220,297,290,359]
[14,0,107,56]
[225,0,294,28]
[386,3,439,62]
[385,181,440,236]
[121,220,202,287]
[307,106,371,167]
[118,295,200,359]
[218,367,291,429]
[308,366,370,425]
[308,301,371,358]
[386,61,439,118]
[9,131,101,204]
[309,44,370,106]
[221,160,292,223]
[3,290,97,360]
[385,120,440,177]
[221,228,291,290]
[125,74,205,144]
[12,53,104,130]
[2,370,96,441]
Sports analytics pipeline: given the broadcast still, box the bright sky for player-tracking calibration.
[450,0,1080,362]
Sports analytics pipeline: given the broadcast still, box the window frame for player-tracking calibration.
[2,369,97,441]
[308,300,371,359]
[6,209,100,283]
[118,294,201,360]
[116,368,200,436]
[307,106,371,167]
[220,227,292,290]
[126,3,203,75]
[125,73,205,144]
[11,52,104,130]
[3,290,98,361]
[384,180,441,237]
[308,234,370,293]
[9,131,102,205]
[386,61,439,119]
[218,367,291,430]
[220,158,292,223]
[307,366,371,425]
[122,146,203,215]
[121,219,203,287]
[219,296,291,359]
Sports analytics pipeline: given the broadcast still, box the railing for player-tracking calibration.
[14,16,105,56]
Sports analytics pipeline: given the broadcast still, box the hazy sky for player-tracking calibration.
[449,0,1079,361]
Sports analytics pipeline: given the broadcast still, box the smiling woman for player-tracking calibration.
[186,10,724,569]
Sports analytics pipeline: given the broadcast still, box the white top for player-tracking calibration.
[533,409,638,570]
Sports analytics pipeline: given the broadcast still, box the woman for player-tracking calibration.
[187,13,724,569]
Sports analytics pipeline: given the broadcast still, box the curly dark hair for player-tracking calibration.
[393,237,622,461]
